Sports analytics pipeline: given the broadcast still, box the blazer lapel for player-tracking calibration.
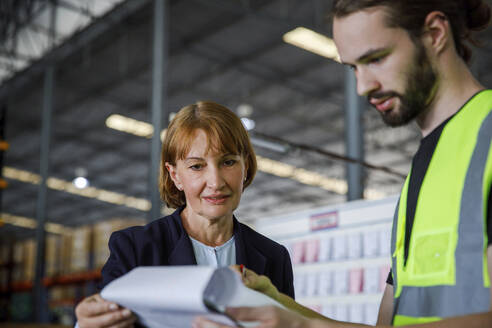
[234,218,267,275]
[168,233,197,265]
[167,210,197,265]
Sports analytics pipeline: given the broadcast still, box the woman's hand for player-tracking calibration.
[193,306,314,328]
[75,293,137,328]
[230,265,280,301]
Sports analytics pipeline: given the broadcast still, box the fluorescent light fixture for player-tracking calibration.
[250,136,289,153]
[3,167,40,184]
[0,212,72,235]
[257,155,347,194]
[106,114,167,140]
[106,114,153,138]
[256,155,385,199]
[283,27,340,62]
[3,166,151,211]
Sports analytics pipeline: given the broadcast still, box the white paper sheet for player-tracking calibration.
[101,266,284,328]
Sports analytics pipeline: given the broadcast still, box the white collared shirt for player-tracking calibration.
[189,235,236,267]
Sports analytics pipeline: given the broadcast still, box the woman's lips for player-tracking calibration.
[203,195,229,205]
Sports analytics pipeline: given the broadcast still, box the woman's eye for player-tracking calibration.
[189,164,202,170]
[223,159,236,166]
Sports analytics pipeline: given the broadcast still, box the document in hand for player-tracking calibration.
[100,266,283,328]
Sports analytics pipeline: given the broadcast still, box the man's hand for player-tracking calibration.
[230,265,280,301]
[75,293,137,328]
[193,305,313,328]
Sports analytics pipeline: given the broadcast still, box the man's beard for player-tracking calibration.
[370,41,438,127]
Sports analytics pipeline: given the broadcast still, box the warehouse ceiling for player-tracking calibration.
[1,0,492,240]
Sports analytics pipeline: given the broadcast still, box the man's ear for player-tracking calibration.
[165,162,183,191]
[422,11,450,55]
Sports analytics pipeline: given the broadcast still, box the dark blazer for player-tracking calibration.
[99,207,295,299]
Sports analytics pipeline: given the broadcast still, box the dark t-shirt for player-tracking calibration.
[387,112,492,285]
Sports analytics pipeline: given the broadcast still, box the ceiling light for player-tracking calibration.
[106,114,167,141]
[283,27,340,62]
[241,117,256,131]
[237,104,253,117]
[73,167,89,189]
[73,176,89,189]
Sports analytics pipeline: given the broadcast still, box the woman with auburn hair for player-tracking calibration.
[74,101,294,328]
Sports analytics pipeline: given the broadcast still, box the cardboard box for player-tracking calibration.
[0,244,10,265]
[11,242,23,283]
[0,267,8,289]
[60,233,73,275]
[45,234,62,277]
[10,239,35,283]
[23,239,36,282]
[93,218,145,269]
[68,225,92,273]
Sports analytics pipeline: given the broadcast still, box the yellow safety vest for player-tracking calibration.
[391,90,492,326]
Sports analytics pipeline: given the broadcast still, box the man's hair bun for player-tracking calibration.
[465,0,491,31]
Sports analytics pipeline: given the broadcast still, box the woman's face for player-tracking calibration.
[165,129,247,222]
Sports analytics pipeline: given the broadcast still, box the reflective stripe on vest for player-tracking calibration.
[390,90,492,326]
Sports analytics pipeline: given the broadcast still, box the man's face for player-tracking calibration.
[333,7,438,127]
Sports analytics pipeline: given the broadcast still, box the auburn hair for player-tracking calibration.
[159,101,257,208]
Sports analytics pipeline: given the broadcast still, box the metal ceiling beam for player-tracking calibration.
[168,39,283,97]
[195,0,324,31]
[26,21,65,40]
[186,43,330,99]
[44,5,249,114]
[0,0,152,102]
[57,0,96,19]
[0,49,36,62]
[1,0,47,42]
